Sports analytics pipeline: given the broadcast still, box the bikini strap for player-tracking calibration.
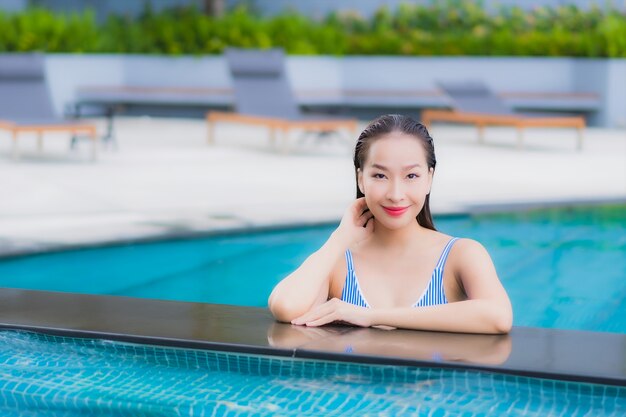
[434,237,460,271]
[345,249,355,273]
[342,249,370,308]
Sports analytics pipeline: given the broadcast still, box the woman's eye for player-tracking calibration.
[407,173,419,179]
[373,173,385,179]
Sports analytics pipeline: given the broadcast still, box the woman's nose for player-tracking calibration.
[386,180,404,201]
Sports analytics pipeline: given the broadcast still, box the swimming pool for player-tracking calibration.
[1,330,624,417]
[0,204,624,333]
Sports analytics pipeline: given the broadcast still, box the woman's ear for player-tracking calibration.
[357,168,364,194]
[427,167,434,194]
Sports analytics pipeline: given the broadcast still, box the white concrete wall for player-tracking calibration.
[46,55,125,116]
[339,56,577,93]
[41,54,625,127]
[605,60,626,128]
[121,55,230,88]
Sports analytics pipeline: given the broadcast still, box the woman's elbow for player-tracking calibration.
[491,304,513,334]
[492,315,512,334]
[268,297,305,323]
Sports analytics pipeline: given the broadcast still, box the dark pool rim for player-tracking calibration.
[1,288,625,388]
[1,196,624,261]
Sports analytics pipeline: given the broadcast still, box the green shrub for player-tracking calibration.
[0,2,624,57]
[0,8,99,52]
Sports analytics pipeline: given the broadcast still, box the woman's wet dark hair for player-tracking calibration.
[354,114,437,231]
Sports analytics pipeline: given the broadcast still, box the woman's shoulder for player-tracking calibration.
[445,237,494,271]
[422,230,459,249]
[448,237,489,256]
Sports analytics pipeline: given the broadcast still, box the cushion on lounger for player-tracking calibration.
[227,48,285,78]
[0,54,46,80]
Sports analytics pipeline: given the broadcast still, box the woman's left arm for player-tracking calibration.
[292,239,513,334]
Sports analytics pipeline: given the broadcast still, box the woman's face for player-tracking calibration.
[357,132,433,230]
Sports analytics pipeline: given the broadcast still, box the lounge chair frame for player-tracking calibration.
[0,53,99,161]
[207,48,358,153]
[422,81,586,150]
[422,109,585,150]
[0,121,98,161]
[207,111,358,152]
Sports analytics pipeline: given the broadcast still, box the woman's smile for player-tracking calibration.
[382,206,409,217]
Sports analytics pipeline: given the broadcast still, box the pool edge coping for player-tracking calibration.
[2,321,625,388]
[1,288,625,387]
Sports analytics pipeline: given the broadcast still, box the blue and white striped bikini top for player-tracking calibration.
[341,237,459,308]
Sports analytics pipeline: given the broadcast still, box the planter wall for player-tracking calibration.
[42,54,626,127]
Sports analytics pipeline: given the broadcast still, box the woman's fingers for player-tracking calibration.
[353,198,369,216]
[357,211,374,227]
[291,304,329,325]
[292,299,370,328]
[337,198,373,246]
[355,197,367,208]
[291,299,340,326]
[303,312,337,327]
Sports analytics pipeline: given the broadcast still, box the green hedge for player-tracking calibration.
[0,2,624,57]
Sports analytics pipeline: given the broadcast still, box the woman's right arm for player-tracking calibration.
[268,198,373,323]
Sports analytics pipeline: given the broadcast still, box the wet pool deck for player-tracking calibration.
[1,117,625,386]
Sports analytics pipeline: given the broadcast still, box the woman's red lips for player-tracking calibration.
[383,206,409,216]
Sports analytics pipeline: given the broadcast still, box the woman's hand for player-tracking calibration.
[291,298,372,327]
[333,197,374,248]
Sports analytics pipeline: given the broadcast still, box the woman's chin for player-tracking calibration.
[374,217,417,231]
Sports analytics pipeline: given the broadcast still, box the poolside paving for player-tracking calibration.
[1,116,625,256]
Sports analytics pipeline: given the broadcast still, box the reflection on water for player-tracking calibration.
[267,323,513,365]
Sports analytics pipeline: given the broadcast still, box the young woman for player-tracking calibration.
[268,114,512,334]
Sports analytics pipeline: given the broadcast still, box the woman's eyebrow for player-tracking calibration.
[370,163,422,171]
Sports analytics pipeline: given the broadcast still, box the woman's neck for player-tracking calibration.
[371,219,430,250]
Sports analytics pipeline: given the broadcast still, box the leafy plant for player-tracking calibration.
[0,2,624,57]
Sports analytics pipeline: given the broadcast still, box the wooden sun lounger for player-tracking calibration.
[423,81,587,150]
[421,109,586,150]
[0,54,99,161]
[207,48,358,153]
[206,111,358,151]
[1,120,98,161]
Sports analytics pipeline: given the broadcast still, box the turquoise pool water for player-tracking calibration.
[1,330,624,417]
[0,204,624,333]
